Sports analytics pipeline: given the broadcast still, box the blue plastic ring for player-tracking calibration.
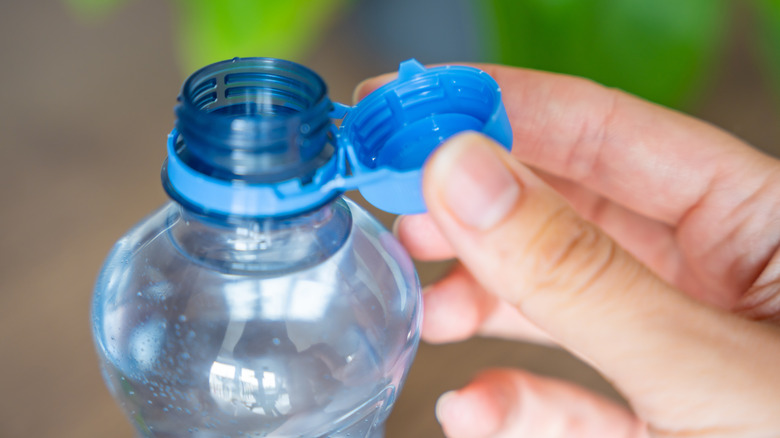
[164,130,341,217]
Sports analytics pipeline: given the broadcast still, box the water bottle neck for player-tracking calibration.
[163,58,341,219]
[174,57,334,183]
[169,197,352,275]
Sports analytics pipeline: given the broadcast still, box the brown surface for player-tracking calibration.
[1,2,779,437]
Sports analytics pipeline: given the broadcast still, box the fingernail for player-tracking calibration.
[435,390,457,424]
[435,133,520,230]
[391,215,404,238]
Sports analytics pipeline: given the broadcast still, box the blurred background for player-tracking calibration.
[1,0,780,436]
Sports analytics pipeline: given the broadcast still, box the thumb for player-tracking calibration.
[422,132,780,434]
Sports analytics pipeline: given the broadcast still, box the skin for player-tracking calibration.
[354,65,780,437]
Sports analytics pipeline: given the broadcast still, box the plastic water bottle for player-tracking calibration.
[91,57,511,437]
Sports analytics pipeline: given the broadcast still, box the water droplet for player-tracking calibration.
[272,338,280,346]
[178,315,187,322]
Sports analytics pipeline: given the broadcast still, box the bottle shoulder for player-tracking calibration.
[95,197,416,288]
[106,202,179,260]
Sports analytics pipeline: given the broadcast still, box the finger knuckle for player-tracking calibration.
[527,206,617,295]
[735,278,780,323]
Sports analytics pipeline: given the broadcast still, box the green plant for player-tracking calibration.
[66,0,780,109]
[65,0,347,73]
[173,0,347,73]
[754,0,780,100]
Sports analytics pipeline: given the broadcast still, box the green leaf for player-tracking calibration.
[753,0,780,100]
[63,0,128,20]
[174,0,348,75]
[481,0,730,108]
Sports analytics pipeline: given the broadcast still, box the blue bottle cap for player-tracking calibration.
[164,58,512,218]
[336,59,512,214]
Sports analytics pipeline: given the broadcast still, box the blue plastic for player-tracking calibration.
[164,58,341,218]
[164,130,341,218]
[174,57,334,183]
[163,58,512,218]
[340,59,512,214]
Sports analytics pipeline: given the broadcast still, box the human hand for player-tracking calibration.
[354,66,780,437]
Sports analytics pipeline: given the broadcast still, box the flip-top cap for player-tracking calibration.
[164,58,512,218]
[338,59,512,214]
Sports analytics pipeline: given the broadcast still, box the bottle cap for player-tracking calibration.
[336,59,512,214]
[164,58,512,217]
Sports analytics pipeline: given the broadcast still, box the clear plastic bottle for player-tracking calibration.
[93,195,420,437]
[92,58,422,438]
[92,57,510,438]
